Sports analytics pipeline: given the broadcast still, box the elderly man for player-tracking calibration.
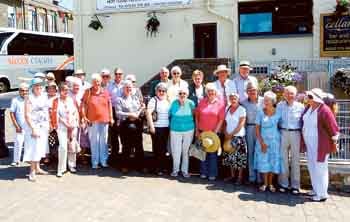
[106,68,124,161]
[277,85,304,194]
[149,67,170,97]
[234,61,258,103]
[213,64,237,104]
[100,68,111,89]
[74,69,91,91]
[241,81,264,184]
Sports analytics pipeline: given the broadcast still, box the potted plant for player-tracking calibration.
[334,0,349,17]
[146,12,160,37]
[259,64,304,101]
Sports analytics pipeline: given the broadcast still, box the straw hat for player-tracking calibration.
[214,64,231,76]
[74,69,85,76]
[199,131,221,153]
[239,60,253,70]
[223,138,237,154]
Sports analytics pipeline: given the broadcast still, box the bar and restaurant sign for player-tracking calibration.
[96,0,192,11]
[320,13,350,57]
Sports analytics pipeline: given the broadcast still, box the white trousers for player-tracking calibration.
[13,132,25,163]
[57,127,77,174]
[307,150,329,199]
[170,130,193,174]
[278,131,301,189]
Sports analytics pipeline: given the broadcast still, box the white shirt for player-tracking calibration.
[195,85,204,102]
[57,97,79,129]
[302,107,319,150]
[167,79,188,103]
[147,97,170,128]
[277,100,304,130]
[225,105,246,137]
[234,75,258,102]
[9,96,26,129]
[214,79,237,102]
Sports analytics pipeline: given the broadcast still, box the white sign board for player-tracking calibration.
[96,0,192,11]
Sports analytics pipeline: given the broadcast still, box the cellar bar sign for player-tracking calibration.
[321,14,350,57]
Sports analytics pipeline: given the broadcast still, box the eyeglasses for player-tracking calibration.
[132,81,136,83]
[102,76,110,78]
[173,72,181,75]
[19,89,29,92]
[179,92,186,95]
[115,73,123,75]
[158,90,166,93]
[307,95,313,100]
[47,78,55,81]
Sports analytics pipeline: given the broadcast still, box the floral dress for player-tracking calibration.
[222,136,247,169]
[254,108,283,174]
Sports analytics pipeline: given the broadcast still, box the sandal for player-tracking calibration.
[259,185,267,192]
[269,185,276,193]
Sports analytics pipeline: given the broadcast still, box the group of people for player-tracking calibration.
[9,61,340,202]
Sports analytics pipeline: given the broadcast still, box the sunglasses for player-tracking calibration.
[115,73,123,75]
[19,89,29,92]
[47,78,55,81]
[102,76,110,78]
[158,90,166,93]
[179,92,186,95]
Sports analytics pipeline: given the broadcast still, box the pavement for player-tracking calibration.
[1,92,350,222]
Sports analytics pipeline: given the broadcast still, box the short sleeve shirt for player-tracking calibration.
[225,105,246,137]
[196,98,225,131]
[147,97,170,128]
[169,99,195,132]
[10,96,26,128]
[82,89,111,123]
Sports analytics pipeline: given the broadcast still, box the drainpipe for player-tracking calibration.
[206,0,233,22]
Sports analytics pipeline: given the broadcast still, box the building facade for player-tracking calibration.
[74,0,344,84]
[0,0,73,33]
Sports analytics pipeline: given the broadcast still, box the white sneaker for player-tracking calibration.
[69,168,77,173]
[182,172,190,178]
[56,172,63,178]
[170,172,178,177]
[200,174,207,179]
[28,172,36,182]
[10,162,18,167]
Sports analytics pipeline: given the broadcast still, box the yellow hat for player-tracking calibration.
[199,131,221,153]
[223,138,236,154]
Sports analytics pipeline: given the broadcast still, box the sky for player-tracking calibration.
[59,0,74,10]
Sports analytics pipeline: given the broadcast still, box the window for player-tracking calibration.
[7,33,73,55]
[7,6,16,28]
[0,32,14,51]
[27,6,37,31]
[239,0,313,36]
[240,13,272,34]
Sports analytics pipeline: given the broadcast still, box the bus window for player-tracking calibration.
[7,33,73,55]
[0,32,14,51]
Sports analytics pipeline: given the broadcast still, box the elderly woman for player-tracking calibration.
[255,91,283,192]
[195,83,225,181]
[169,87,195,178]
[100,69,111,89]
[188,69,206,107]
[241,82,264,184]
[81,73,114,169]
[45,82,58,162]
[167,66,189,103]
[301,88,339,202]
[24,78,50,181]
[213,64,237,103]
[116,80,145,173]
[146,82,170,175]
[223,93,247,184]
[125,74,143,103]
[52,83,80,177]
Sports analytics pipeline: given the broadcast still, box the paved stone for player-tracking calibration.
[0,157,349,222]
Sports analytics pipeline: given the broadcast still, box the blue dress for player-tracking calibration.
[254,108,283,174]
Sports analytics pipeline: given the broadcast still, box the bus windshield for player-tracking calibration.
[0,32,14,52]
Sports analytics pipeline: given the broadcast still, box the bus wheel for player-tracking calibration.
[0,80,9,93]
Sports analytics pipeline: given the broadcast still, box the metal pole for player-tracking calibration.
[0,109,9,158]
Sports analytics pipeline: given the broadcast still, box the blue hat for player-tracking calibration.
[30,78,44,87]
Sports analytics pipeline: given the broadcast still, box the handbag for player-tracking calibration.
[189,140,206,161]
[48,129,59,157]
[151,97,158,122]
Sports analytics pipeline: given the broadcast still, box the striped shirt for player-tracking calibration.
[147,97,170,128]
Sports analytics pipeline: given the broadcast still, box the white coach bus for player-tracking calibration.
[0,28,74,93]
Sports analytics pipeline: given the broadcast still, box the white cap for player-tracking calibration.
[125,74,137,82]
[306,88,326,104]
[34,72,46,78]
[101,68,111,76]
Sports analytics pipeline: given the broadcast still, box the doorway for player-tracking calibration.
[193,23,217,58]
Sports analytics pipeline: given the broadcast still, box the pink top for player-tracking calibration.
[82,88,111,123]
[196,97,225,131]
